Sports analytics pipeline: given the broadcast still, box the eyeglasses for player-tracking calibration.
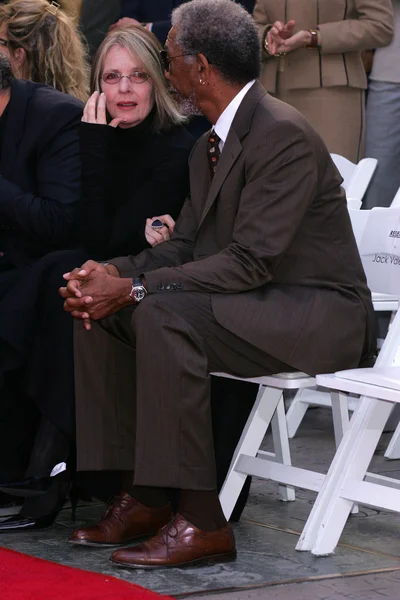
[102,71,150,85]
[159,49,196,72]
[0,38,9,48]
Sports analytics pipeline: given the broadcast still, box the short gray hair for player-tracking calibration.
[0,54,14,91]
[171,0,260,85]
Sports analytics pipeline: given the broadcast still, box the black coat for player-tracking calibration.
[0,80,83,270]
[0,116,194,435]
[121,0,255,44]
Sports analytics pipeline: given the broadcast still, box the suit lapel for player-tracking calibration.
[198,81,267,227]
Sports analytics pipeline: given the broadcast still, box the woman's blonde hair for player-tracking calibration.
[0,0,89,101]
[91,26,186,132]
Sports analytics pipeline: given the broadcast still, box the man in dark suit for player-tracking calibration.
[62,0,375,569]
[115,0,257,516]
[0,54,82,485]
[117,0,255,45]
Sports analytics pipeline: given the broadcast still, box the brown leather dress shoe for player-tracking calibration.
[110,513,236,568]
[69,493,172,547]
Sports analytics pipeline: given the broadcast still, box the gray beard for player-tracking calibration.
[170,87,203,117]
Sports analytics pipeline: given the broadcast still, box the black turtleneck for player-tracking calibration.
[79,108,194,260]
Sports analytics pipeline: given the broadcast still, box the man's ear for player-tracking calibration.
[197,53,211,77]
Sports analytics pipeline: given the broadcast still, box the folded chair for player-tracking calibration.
[296,207,400,556]
[218,208,400,525]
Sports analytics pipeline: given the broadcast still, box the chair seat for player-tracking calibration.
[372,292,400,311]
[316,371,400,403]
[211,371,315,390]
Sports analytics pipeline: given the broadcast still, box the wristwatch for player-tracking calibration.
[129,277,147,304]
[307,29,320,49]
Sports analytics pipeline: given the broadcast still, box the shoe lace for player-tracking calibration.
[103,495,133,524]
[159,516,180,545]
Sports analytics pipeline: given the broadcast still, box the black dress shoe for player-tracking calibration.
[0,511,58,532]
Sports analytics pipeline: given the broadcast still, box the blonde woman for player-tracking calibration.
[0,25,194,533]
[0,0,89,101]
[254,0,394,162]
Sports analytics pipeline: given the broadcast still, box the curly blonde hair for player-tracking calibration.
[0,0,89,101]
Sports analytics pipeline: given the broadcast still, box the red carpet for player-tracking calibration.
[0,547,171,600]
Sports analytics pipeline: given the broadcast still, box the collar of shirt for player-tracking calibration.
[213,80,256,151]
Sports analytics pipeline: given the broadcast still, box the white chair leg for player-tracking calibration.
[296,396,393,556]
[286,388,310,438]
[331,391,350,447]
[219,385,282,520]
[385,419,400,459]
[331,391,358,514]
[271,397,295,502]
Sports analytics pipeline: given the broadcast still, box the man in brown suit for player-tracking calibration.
[61,0,375,569]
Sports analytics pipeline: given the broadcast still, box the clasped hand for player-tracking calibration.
[267,20,312,55]
[59,260,127,331]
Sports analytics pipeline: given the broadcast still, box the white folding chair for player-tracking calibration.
[219,208,400,526]
[296,207,400,556]
[331,154,377,208]
[286,208,400,441]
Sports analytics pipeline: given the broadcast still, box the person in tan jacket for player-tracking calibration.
[254,0,394,162]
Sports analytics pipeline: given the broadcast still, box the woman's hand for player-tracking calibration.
[145,214,175,247]
[267,20,296,54]
[82,91,124,128]
[267,20,313,55]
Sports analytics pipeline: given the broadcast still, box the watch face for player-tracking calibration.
[135,287,146,302]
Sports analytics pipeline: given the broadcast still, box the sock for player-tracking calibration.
[179,489,227,531]
[128,485,169,509]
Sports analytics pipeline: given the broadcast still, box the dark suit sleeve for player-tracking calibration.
[142,120,318,294]
[0,101,82,247]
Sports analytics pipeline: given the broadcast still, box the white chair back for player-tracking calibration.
[346,158,377,204]
[331,154,377,207]
[331,154,356,189]
[357,207,400,297]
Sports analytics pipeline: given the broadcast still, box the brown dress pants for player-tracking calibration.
[74,292,292,490]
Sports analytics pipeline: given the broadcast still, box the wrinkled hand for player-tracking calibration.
[268,21,312,55]
[82,91,124,128]
[109,17,150,31]
[145,214,175,247]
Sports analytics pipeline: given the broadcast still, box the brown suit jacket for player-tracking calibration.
[254,0,394,92]
[111,82,376,375]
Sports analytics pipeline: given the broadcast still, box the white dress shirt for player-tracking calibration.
[213,80,256,151]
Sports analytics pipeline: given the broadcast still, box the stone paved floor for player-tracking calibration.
[1,406,400,599]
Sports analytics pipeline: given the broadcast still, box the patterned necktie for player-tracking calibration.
[208,130,221,178]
